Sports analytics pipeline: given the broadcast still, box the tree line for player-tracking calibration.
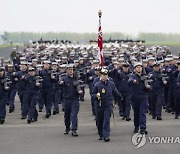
[4,32,180,44]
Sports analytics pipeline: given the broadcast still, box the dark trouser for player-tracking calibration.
[22,93,29,117]
[167,85,175,112]
[63,98,79,130]
[8,88,17,109]
[89,85,96,115]
[42,90,54,115]
[120,93,131,118]
[18,91,24,110]
[38,92,44,110]
[27,93,39,120]
[18,91,28,117]
[91,95,96,115]
[79,87,85,101]
[53,89,61,112]
[150,92,163,117]
[148,92,151,112]
[118,96,123,115]
[164,85,169,106]
[174,92,180,116]
[96,105,112,138]
[131,97,149,129]
[0,96,6,119]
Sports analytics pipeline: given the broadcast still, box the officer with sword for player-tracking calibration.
[92,67,123,142]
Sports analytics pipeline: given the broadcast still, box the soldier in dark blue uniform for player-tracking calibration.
[163,58,174,113]
[162,58,170,109]
[87,65,101,116]
[109,61,123,116]
[167,58,176,114]
[92,67,123,142]
[25,67,41,124]
[6,64,18,113]
[128,63,150,134]
[146,57,155,74]
[0,67,10,124]
[14,62,28,119]
[173,61,180,119]
[36,64,44,112]
[51,62,60,115]
[60,64,83,137]
[149,62,167,120]
[12,51,21,72]
[40,61,56,118]
[58,64,67,111]
[117,63,132,121]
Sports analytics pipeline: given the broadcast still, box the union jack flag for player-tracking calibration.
[98,16,104,66]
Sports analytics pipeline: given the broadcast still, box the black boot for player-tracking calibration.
[126,117,131,121]
[134,127,139,133]
[99,137,103,140]
[140,129,148,135]
[64,128,70,135]
[104,137,110,142]
[0,119,5,124]
[9,108,14,113]
[21,116,27,119]
[27,119,31,124]
[45,113,51,118]
[122,117,125,120]
[72,130,78,137]
[157,116,162,120]
[152,115,156,119]
[174,115,179,119]
[53,111,57,115]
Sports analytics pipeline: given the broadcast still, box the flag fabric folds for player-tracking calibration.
[98,15,104,67]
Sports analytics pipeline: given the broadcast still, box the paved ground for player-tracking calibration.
[0,88,180,154]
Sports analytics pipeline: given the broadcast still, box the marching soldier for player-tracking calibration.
[12,51,21,72]
[92,67,123,142]
[6,64,18,113]
[36,64,44,112]
[173,61,180,119]
[88,66,101,116]
[51,62,60,115]
[149,62,167,120]
[59,64,67,111]
[25,67,41,123]
[0,67,10,124]
[117,63,132,121]
[60,64,83,137]
[13,62,28,119]
[40,61,56,118]
[128,62,150,134]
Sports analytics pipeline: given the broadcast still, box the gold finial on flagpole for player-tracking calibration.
[98,10,102,18]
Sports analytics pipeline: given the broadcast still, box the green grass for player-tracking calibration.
[0,43,23,48]
[145,42,180,47]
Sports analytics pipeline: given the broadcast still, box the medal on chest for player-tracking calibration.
[102,88,106,94]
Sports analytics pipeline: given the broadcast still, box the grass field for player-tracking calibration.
[0,44,23,49]
[145,42,180,47]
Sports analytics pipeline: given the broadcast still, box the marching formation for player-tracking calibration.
[0,40,180,142]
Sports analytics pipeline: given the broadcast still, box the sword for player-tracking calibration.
[112,110,116,127]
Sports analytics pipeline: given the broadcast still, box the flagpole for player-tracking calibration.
[98,10,104,67]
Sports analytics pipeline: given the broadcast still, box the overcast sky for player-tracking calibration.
[0,0,180,34]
